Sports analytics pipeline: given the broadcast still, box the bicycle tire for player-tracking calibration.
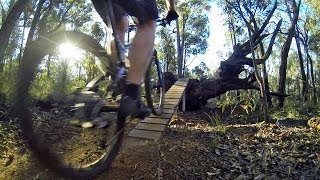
[145,50,165,116]
[15,31,124,178]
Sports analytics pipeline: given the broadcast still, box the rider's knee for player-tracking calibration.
[117,16,129,34]
[137,19,156,32]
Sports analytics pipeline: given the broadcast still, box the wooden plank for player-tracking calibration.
[168,85,185,89]
[165,97,179,102]
[165,101,180,105]
[166,90,184,92]
[85,74,105,88]
[171,86,185,89]
[171,85,186,88]
[141,118,169,124]
[165,93,183,95]
[128,129,162,140]
[135,123,166,131]
[175,78,189,86]
[165,94,183,97]
[162,109,175,114]
[166,89,184,92]
[164,104,175,109]
[149,113,172,119]
[163,105,177,109]
[127,78,189,141]
[164,99,180,103]
[169,87,185,90]
[167,88,184,91]
[164,101,177,105]
[165,95,181,98]
[165,97,181,100]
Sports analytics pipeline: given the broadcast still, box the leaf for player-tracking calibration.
[4,154,14,167]
[254,174,266,180]
[215,149,221,155]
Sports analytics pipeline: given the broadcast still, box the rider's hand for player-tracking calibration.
[165,11,179,24]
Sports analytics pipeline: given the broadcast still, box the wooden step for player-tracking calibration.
[128,78,189,140]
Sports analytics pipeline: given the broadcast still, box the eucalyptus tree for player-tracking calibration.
[192,61,210,79]
[219,0,282,121]
[303,0,320,103]
[277,0,301,108]
[295,12,318,103]
[0,0,30,72]
[219,0,280,107]
[175,0,210,77]
[156,28,177,73]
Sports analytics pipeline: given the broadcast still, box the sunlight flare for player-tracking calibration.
[58,43,84,61]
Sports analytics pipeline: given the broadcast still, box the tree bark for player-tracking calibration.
[278,0,300,108]
[307,53,317,104]
[18,10,28,67]
[176,18,183,78]
[294,30,307,101]
[26,0,45,42]
[247,25,270,122]
[0,0,30,72]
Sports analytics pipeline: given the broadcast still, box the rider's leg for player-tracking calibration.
[117,0,158,117]
[117,16,129,43]
[126,20,156,85]
[119,20,156,117]
[107,16,128,65]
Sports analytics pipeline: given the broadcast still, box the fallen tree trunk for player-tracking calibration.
[163,73,289,111]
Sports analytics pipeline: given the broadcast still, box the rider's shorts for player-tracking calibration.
[113,0,159,23]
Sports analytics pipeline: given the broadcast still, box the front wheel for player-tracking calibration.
[145,50,165,116]
[14,31,124,178]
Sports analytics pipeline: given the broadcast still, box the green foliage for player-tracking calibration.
[272,100,320,119]
[0,62,19,102]
[28,55,89,100]
[156,28,177,73]
[216,91,256,115]
[91,22,104,42]
[177,0,210,56]
[191,61,210,79]
[30,71,55,100]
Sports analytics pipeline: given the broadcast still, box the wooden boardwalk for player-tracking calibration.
[128,78,189,140]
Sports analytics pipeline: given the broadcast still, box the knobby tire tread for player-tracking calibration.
[15,31,124,178]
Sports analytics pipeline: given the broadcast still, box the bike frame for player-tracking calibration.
[90,0,128,92]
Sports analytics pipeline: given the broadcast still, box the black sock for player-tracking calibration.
[123,83,140,100]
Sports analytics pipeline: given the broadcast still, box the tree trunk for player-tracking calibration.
[248,27,270,122]
[308,54,317,104]
[176,19,183,77]
[262,63,272,106]
[60,60,68,92]
[20,0,45,70]
[258,42,272,107]
[0,0,30,72]
[27,0,45,42]
[305,44,310,101]
[295,31,308,101]
[278,0,300,108]
[18,10,28,67]
[47,55,51,77]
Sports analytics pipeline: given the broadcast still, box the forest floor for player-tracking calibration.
[1,110,320,180]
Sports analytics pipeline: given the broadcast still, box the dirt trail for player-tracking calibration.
[1,111,320,179]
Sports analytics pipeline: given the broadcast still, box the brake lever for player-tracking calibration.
[157,18,168,27]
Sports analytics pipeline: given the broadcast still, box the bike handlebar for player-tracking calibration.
[156,18,170,27]
[128,18,170,32]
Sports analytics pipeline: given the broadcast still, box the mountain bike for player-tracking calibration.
[14,0,168,178]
